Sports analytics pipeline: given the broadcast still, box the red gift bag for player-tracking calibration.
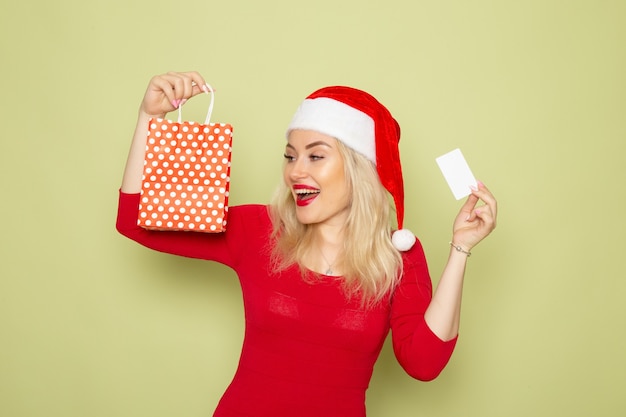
[138,87,233,232]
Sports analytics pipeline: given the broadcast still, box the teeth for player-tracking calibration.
[294,189,319,195]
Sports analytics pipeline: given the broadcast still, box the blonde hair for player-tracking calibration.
[269,139,403,307]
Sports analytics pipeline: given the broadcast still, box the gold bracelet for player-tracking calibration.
[450,242,471,257]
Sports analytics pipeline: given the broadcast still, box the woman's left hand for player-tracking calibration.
[451,181,498,252]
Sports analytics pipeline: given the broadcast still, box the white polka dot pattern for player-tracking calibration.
[138,118,233,233]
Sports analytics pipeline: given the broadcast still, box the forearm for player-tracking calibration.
[424,247,469,341]
[121,111,158,193]
[424,180,498,341]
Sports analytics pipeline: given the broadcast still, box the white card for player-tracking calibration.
[436,148,478,200]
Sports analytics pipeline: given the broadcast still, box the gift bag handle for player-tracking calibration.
[177,83,215,125]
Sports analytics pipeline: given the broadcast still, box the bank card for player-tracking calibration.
[435,148,478,200]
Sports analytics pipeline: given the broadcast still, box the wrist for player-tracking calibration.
[449,241,471,257]
[138,106,167,121]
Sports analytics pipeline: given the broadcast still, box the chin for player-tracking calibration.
[294,209,318,225]
[295,214,315,225]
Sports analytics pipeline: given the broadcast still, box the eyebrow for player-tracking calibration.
[285,141,333,150]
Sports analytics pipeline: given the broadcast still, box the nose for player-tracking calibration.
[286,157,308,181]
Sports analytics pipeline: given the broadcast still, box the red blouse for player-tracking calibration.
[116,191,456,417]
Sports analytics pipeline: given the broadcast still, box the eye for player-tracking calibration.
[309,154,324,161]
[283,153,295,162]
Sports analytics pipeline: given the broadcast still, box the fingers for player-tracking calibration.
[451,182,498,251]
[466,181,497,228]
[163,71,209,107]
[459,191,480,220]
[474,204,496,230]
[475,181,496,209]
[472,181,497,223]
[147,75,179,110]
[142,71,211,116]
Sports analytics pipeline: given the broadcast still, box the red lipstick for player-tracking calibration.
[293,184,320,207]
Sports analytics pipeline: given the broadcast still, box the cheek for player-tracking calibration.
[282,165,291,182]
[327,166,350,196]
[333,162,348,188]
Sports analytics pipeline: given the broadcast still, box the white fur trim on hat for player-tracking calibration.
[286,97,377,163]
[391,229,416,251]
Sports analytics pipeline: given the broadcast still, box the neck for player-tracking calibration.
[311,222,345,247]
[312,230,344,276]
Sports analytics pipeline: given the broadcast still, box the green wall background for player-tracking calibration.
[1,0,624,416]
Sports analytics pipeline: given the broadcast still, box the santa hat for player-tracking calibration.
[286,86,416,251]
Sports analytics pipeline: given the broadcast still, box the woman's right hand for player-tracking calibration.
[139,71,210,118]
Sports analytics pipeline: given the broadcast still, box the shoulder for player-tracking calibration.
[395,237,432,297]
[401,237,427,269]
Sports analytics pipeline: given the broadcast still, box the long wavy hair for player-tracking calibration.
[269,139,403,307]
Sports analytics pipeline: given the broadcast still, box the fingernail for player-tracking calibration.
[469,185,478,191]
[477,180,484,187]
[180,99,188,106]
[171,99,181,108]
[202,84,210,94]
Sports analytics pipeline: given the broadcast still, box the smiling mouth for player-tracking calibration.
[295,188,320,201]
[293,186,320,206]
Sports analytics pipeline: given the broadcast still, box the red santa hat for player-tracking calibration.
[286,86,416,251]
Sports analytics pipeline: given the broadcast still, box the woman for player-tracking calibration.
[116,71,497,417]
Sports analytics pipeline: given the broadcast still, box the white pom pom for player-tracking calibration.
[392,229,416,251]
